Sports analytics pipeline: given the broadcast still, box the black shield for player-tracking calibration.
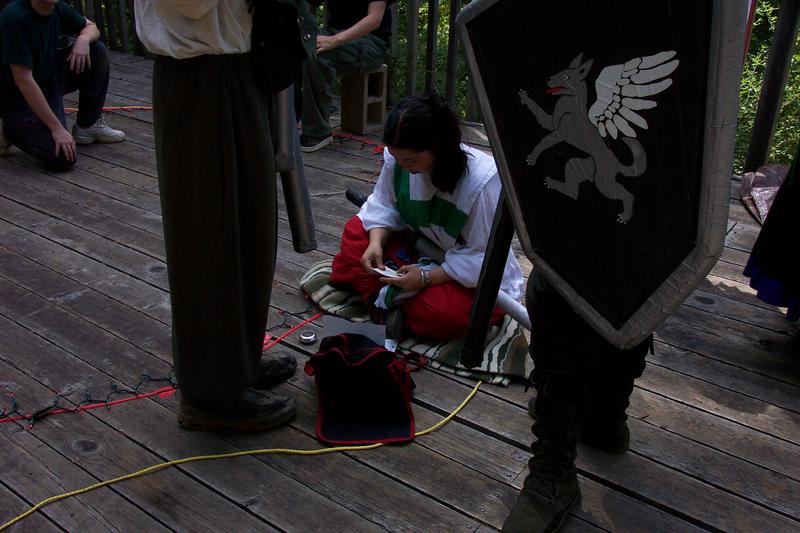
[459,0,749,347]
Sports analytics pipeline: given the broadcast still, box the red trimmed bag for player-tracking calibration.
[304,333,415,445]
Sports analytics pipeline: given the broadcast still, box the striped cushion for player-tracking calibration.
[300,260,531,386]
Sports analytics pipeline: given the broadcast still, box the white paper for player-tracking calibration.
[373,267,400,278]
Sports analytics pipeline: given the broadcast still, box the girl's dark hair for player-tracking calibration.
[382,94,468,194]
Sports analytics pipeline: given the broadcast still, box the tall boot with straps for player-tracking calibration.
[502,374,586,532]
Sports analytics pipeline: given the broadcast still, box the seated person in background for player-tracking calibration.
[330,94,524,341]
[0,0,125,171]
[299,0,392,152]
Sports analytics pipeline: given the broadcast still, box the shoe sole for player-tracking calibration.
[546,491,580,533]
[74,137,126,145]
[300,136,332,153]
[178,406,296,432]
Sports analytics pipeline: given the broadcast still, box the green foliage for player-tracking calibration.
[388,1,475,119]
[387,1,799,167]
[736,0,800,172]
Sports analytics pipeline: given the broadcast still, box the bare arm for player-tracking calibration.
[317,1,386,53]
[361,226,393,271]
[67,19,100,74]
[10,64,76,161]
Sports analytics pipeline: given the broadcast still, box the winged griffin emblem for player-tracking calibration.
[519,51,679,223]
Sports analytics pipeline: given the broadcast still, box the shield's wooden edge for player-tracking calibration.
[458,0,749,348]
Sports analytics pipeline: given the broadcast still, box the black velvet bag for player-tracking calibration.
[249,0,310,94]
[304,333,416,445]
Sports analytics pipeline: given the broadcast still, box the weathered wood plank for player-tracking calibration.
[0,244,494,528]
[657,305,800,385]
[0,483,62,533]
[638,358,800,446]
[0,318,384,532]
[2,159,162,236]
[0,221,170,324]
[0,421,165,531]
[0,358,277,533]
[406,371,799,531]
[648,341,800,415]
[0,167,165,262]
[265,320,707,533]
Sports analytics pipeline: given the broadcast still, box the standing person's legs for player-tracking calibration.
[503,270,651,531]
[153,54,293,431]
[502,270,603,532]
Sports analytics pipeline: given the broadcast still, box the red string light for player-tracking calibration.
[0,386,177,427]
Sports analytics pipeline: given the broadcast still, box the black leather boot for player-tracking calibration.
[502,375,583,533]
[581,337,649,453]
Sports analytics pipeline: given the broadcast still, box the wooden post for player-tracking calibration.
[117,0,131,53]
[105,1,117,50]
[424,0,439,94]
[406,0,420,96]
[445,0,461,105]
[744,0,800,172]
[127,0,146,56]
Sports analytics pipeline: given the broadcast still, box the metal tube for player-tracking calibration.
[272,85,317,253]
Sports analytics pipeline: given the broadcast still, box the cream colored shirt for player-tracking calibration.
[134,0,252,59]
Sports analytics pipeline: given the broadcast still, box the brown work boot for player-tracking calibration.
[178,387,296,431]
[503,375,583,532]
[253,351,297,389]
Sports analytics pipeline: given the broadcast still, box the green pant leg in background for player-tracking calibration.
[301,28,389,138]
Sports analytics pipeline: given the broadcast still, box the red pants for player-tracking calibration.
[330,216,504,341]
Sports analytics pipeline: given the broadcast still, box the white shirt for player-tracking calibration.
[134,0,252,59]
[359,146,524,301]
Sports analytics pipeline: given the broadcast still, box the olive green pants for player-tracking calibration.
[301,28,389,137]
[153,53,276,410]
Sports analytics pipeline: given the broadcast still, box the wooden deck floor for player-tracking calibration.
[1,52,798,532]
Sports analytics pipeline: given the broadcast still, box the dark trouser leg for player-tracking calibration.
[581,337,649,453]
[503,372,585,533]
[505,269,650,532]
[62,41,111,128]
[153,54,276,411]
[301,29,388,138]
[2,51,71,170]
[1,111,73,171]
[523,269,650,452]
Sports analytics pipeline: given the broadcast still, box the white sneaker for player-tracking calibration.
[72,115,126,145]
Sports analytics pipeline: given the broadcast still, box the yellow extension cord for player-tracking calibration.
[1,381,482,531]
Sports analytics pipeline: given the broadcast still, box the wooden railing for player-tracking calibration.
[72,0,143,56]
[70,0,797,159]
